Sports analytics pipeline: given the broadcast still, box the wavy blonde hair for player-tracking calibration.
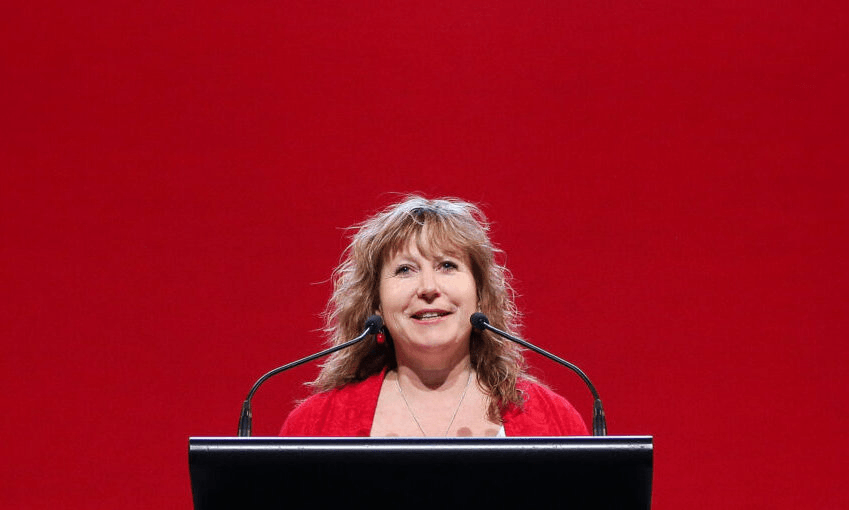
[312,195,529,420]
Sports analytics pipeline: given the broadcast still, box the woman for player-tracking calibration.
[280,196,587,437]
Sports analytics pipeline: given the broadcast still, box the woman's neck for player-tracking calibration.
[394,352,472,390]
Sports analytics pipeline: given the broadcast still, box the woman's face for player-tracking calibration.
[378,235,477,362]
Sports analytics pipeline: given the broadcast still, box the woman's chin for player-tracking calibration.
[399,336,469,358]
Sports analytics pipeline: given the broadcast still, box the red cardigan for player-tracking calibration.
[280,371,588,437]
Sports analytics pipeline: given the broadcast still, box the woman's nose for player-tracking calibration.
[417,268,440,301]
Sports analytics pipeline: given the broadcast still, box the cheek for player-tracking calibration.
[378,280,408,312]
[461,278,478,305]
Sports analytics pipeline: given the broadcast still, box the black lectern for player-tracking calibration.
[189,436,653,509]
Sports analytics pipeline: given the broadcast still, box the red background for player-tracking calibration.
[2,1,847,508]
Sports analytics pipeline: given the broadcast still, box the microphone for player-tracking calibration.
[237,315,384,437]
[470,312,607,436]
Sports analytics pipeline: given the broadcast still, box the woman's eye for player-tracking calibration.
[394,265,412,275]
[440,261,458,270]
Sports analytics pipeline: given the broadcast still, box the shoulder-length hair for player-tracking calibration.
[311,195,529,420]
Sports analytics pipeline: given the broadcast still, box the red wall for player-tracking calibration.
[2,1,847,508]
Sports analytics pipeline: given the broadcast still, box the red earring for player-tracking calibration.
[376,331,386,345]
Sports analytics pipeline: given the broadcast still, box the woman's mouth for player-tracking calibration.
[411,311,450,321]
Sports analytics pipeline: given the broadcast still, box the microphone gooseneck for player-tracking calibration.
[470,312,607,436]
[237,315,383,437]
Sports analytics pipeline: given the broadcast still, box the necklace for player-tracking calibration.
[395,370,473,437]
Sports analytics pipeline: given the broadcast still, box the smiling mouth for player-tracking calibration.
[411,311,451,320]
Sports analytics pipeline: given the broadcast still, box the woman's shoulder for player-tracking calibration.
[279,371,384,436]
[502,378,589,436]
[516,378,570,403]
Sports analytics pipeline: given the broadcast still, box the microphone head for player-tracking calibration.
[364,315,384,335]
[470,312,489,330]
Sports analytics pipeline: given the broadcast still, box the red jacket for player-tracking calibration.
[280,371,588,437]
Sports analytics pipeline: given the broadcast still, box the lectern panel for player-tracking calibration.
[189,436,653,509]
